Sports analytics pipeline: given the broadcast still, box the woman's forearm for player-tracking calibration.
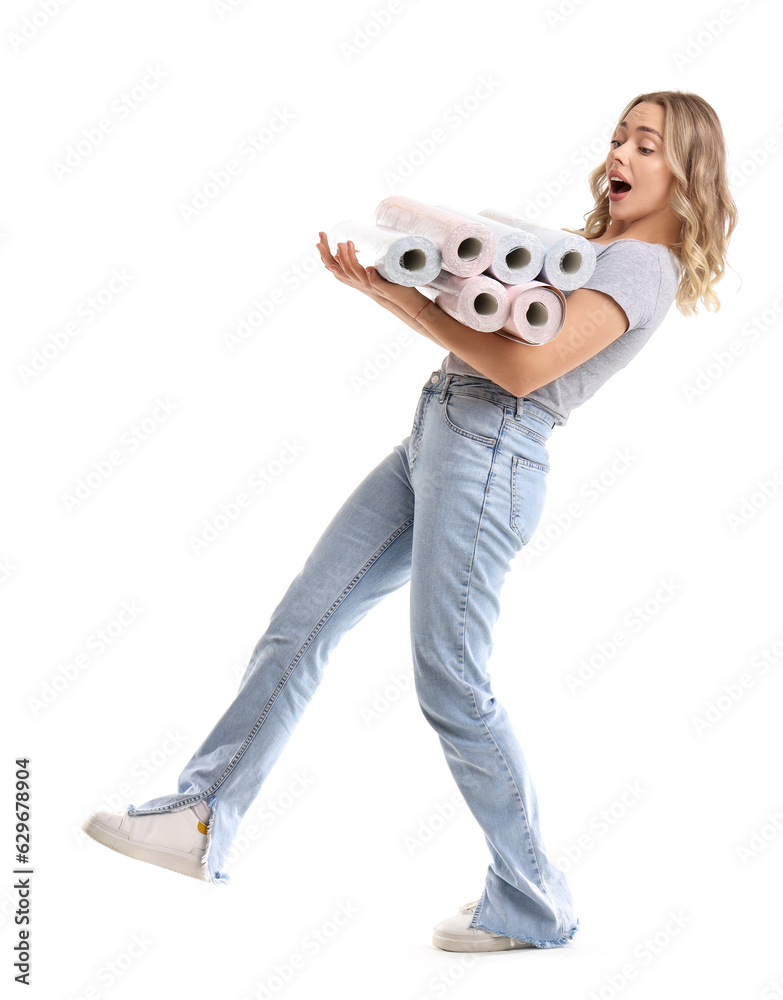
[369,286,523,391]
[369,291,450,348]
[394,291,525,395]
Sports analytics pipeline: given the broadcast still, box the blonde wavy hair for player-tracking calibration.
[563,91,738,316]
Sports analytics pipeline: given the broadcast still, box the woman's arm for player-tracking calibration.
[413,286,630,397]
[371,292,449,348]
[316,234,629,396]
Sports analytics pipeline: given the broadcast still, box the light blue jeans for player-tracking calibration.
[127,369,579,948]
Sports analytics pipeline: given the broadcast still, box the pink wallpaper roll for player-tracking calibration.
[425,270,511,333]
[497,280,566,345]
[435,203,545,285]
[374,195,496,278]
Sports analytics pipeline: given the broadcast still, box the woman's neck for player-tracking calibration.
[595,211,682,249]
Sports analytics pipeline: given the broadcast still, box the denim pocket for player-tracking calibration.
[442,391,503,446]
[510,455,550,545]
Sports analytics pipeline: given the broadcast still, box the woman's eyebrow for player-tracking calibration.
[617,120,663,140]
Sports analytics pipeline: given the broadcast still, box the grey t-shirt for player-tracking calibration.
[439,238,681,426]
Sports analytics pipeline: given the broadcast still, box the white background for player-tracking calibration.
[3,0,782,997]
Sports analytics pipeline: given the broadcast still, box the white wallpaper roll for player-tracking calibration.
[499,280,566,345]
[374,195,496,278]
[327,219,442,287]
[425,270,511,333]
[478,208,596,291]
[435,204,545,285]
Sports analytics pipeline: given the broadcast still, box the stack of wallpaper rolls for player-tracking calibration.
[327,195,598,346]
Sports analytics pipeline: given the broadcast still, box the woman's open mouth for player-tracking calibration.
[609,177,632,201]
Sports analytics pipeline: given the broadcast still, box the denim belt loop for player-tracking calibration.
[515,394,525,419]
[438,374,453,403]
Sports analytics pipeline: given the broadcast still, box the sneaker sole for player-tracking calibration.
[81,814,207,882]
[432,929,531,952]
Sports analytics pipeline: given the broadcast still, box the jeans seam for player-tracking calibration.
[462,441,551,906]
[510,456,527,545]
[205,514,416,796]
[510,456,549,544]
[504,416,547,446]
[409,393,431,472]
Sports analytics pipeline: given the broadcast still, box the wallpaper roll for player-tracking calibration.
[425,270,511,333]
[478,208,596,291]
[435,204,545,285]
[327,219,442,287]
[500,280,566,345]
[374,195,496,278]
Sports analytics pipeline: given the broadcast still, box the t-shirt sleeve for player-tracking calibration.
[577,241,662,332]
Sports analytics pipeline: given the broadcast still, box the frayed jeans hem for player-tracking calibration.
[473,916,580,950]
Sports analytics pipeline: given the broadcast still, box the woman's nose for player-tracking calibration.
[609,154,627,173]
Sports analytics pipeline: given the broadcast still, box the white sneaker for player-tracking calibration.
[82,806,210,882]
[432,900,536,952]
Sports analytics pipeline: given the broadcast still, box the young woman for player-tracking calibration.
[82,90,737,953]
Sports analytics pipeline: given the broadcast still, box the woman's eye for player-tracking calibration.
[610,139,654,154]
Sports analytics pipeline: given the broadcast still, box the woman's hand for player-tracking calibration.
[316,232,426,315]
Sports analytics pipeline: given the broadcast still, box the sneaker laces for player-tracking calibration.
[458,899,480,914]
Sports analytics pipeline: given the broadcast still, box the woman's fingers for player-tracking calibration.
[341,240,373,289]
[316,232,386,299]
[329,239,364,286]
[316,231,340,271]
